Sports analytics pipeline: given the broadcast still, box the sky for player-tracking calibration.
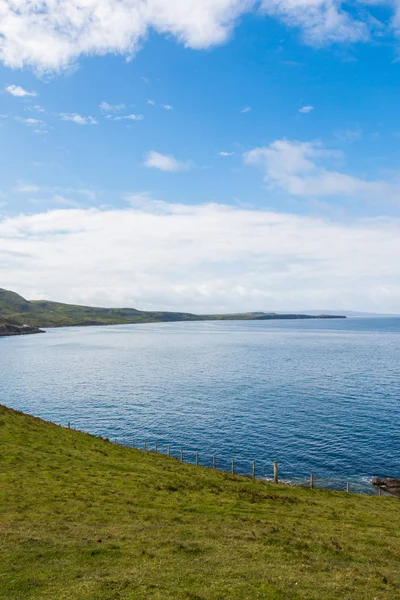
[1,0,400,313]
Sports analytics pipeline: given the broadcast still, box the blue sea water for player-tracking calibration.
[1,318,399,493]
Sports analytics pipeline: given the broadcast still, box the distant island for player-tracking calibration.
[0,287,346,336]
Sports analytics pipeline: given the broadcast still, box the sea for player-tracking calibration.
[1,318,399,494]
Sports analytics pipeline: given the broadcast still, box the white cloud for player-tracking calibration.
[147,99,156,105]
[162,104,173,110]
[1,200,400,313]
[299,105,314,113]
[219,151,235,156]
[2,1,392,74]
[60,113,98,125]
[99,101,126,113]
[259,0,370,45]
[15,117,47,133]
[113,114,144,121]
[5,84,37,97]
[241,106,252,113]
[144,151,191,172]
[244,138,398,199]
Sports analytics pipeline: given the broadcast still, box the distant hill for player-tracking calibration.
[0,288,346,329]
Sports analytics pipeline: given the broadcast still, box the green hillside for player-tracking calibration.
[0,288,201,327]
[0,287,345,329]
[0,405,399,599]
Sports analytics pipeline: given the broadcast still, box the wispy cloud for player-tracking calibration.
[113,114,144,121]
[335,129,362,143]
[219,151,235,156]
[144,151,191,172]
[99,101,126,113]
[147,100,156,106]
[15,117,47,133]
[13,183,41,193]
[162,104,174,110]
[5,85,37,97]
[60,113,98,125]
[241,106,251,113]
[244,138,398,200]
[299,105,314,114]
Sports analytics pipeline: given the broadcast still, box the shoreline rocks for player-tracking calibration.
[0,323,45,337]
[372,478,400,497]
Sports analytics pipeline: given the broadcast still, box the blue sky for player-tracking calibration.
[1,1,400,313]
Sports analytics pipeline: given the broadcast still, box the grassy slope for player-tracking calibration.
[0,405,399,600]
[0,288,202,327]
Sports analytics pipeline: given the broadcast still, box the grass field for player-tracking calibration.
[0,404,399,599]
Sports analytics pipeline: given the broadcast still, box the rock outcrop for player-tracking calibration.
[0,323,44,337]
[372,478,400,497]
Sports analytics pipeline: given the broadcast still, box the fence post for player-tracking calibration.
[274,461,279,484]
[378,487,382,497]
[310,473,314,489]
[232,458,235,475]
[168,444,171,458]
[180,448,183,462]
[132,439,135,448]
[155,441,158,453]
[68,421,70,430]
[144,440,147,451]
[196,452,199,466]
[346,482,350,493]
[252,461,256,480]
[213,456,216,470]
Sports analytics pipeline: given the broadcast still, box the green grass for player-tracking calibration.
[0,405,399,599]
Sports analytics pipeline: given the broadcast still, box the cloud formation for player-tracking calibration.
[244,139,398,200]
[99,101,126,113]
[5,84,37,97]
[144,151,191,172]
[299,105,314,114]
[1,1,394,74]
[60,113,98,125]
[1,200,400,313]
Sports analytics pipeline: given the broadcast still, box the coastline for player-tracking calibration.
[0,323,45,337]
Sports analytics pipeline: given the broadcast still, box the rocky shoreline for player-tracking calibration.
[372,478,400,497]
[0,323,45,337]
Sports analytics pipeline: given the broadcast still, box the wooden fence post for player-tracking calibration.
[252,461,256,480]
[196,452,199,466]
[232,458,235,475]
[155,441,158,453]
[168,444,171,458]
[346,482,350,493]
[273,461,279,484]
[213,456,216,470]
[144,440,147,451]
[310,473,314,489]
[378,487,382,497]
[132,439,135,448]
[68,422,70,430]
